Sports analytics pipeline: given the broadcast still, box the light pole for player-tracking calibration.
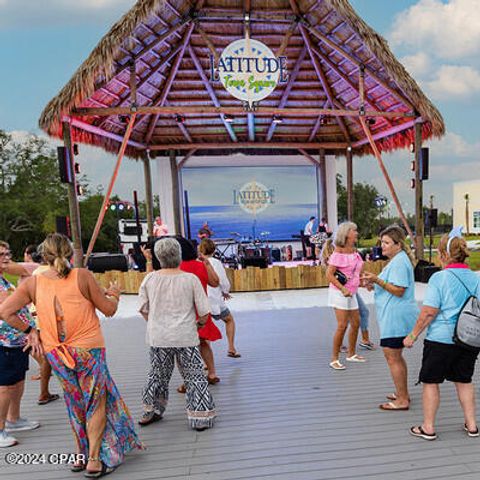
[465,193,470,235]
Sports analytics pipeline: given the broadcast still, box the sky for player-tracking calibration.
[0,0,479,213]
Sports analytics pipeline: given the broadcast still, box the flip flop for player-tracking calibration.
[84,462,115,478]
[37,394,60,405]
[379,402,409,411]
[386,393,397,401]
[346,354,366,363]
[329,360,346,370]
[464,424,480,437]
[208,376,220,385]
[227,351,242,358]
[409,425,437,441]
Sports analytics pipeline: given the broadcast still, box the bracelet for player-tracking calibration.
[408,332,417,341]
[107,293,120,301]
[146,260,152,264]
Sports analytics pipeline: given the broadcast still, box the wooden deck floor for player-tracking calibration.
[1,298,480,480]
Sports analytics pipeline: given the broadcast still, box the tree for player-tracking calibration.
[336,174,381,238]
[0,131,68,256]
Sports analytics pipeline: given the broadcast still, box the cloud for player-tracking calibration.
[400,52,432,78]
[390,0,480,60]
[0,0,135,28]
[426,65,480,99]
[427,131,480,159]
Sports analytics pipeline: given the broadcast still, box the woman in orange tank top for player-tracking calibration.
[0,234,142,476]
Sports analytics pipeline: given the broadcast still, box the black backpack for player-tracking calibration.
[448,271,480,350]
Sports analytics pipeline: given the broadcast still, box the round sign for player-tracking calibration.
[218,39,281,105]
[235,181,274,215]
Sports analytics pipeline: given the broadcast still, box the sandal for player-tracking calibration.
[84,462,115,478]
[409,425,437,441]
[138,411,162,426]
[329,360,346,370]
[207,376,220,385]
[464,424,480,437]
[379,402,409,411]
[37,393,60,405]
[227,351,242,358]
[177,384,186,394]
[71,463,86,472]
[346,354,366,363]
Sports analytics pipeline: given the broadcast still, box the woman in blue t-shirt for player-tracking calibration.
[404,233,480,441]
[362,225,418,411]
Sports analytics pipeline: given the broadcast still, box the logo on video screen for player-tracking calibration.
[233,181,275,214]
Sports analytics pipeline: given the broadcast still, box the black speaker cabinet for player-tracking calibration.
[414,260,440,283]
[87,253,128,273]
[271,248,281,262]
[420,147,429,180]
[241,257,269,269]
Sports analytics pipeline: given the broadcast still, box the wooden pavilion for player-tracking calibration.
[39,0,445,266]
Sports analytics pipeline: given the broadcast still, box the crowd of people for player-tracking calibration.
[0,221,478,476]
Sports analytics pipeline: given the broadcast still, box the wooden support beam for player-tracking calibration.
[84,114,137,265]
[414,121,424,260]
[298,148,319,165]
[74,105,415,118]
[266,47,307,141]
[305,24,415,111]
[170,150,182,234]
[359,117,414,241]
[196,24,220,63]
[62,120,83,267]
[318,149,328,223]
[67,117,146,150]
[187,45,237,141]
[129,61,137,106]
[143,23,195,143]
[297,21,351,143]
[177,148,198,169]
[346,148,353,220]
[143,153,154,237]
[149,141,348,151]
[97,43,182,130]
[276,19,299,56]
[247,113,255,141]
[351,118,421,148]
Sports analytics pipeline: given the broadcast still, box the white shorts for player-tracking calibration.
[328,287,359,310]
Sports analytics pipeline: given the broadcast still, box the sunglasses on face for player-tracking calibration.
[0,251,12,258]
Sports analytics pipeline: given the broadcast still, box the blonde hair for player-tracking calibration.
[379,225,416,265]
[320,238,335,267]
[438,234,469,263]
[334,222,357,248]
[198,238,216,256]
[42,233,73,278]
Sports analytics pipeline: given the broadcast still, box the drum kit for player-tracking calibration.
[213,231,272,269]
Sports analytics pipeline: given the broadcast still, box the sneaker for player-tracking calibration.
[5,417,40,432]
[359,341,377,350]
[0,430,18,448]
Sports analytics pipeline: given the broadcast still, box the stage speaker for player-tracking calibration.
[55,216,71,238]
[424,209,438,228]
[271,248,281,262]
[414,260,440,283]
[241,257,269,269]
[420,147,429,180]
[57,146,72,183]
[87,253,128,273]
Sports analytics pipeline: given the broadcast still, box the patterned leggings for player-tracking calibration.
[142,346,216,429]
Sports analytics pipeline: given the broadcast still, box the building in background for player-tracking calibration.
[453,180,480,234]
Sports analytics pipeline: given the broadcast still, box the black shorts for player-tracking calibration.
[380,337,405,349]
[419,339,480,384]
[0,346,30,386]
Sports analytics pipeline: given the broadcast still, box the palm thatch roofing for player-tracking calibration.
[39,0,445,159]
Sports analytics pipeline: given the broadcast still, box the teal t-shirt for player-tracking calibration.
[423,267,480,344]
[374,250,419,339]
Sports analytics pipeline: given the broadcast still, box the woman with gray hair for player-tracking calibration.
[326,222,366,370]
[138,238,216,431]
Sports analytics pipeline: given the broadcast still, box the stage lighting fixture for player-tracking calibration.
[118,203,125,211]
[118,115,128,124]
[175,115,185,124]
[409,142,415,153]
[110,204,116,211]
[272,115,283,124]
[410,160,416,172]
[367,118,376,125]
[346,146,352,152]
[224,114,234,123]
[410,178,415,189]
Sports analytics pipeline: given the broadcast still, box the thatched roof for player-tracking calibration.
[39,0,445,159]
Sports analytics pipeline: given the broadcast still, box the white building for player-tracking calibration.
[453,180,480,234]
